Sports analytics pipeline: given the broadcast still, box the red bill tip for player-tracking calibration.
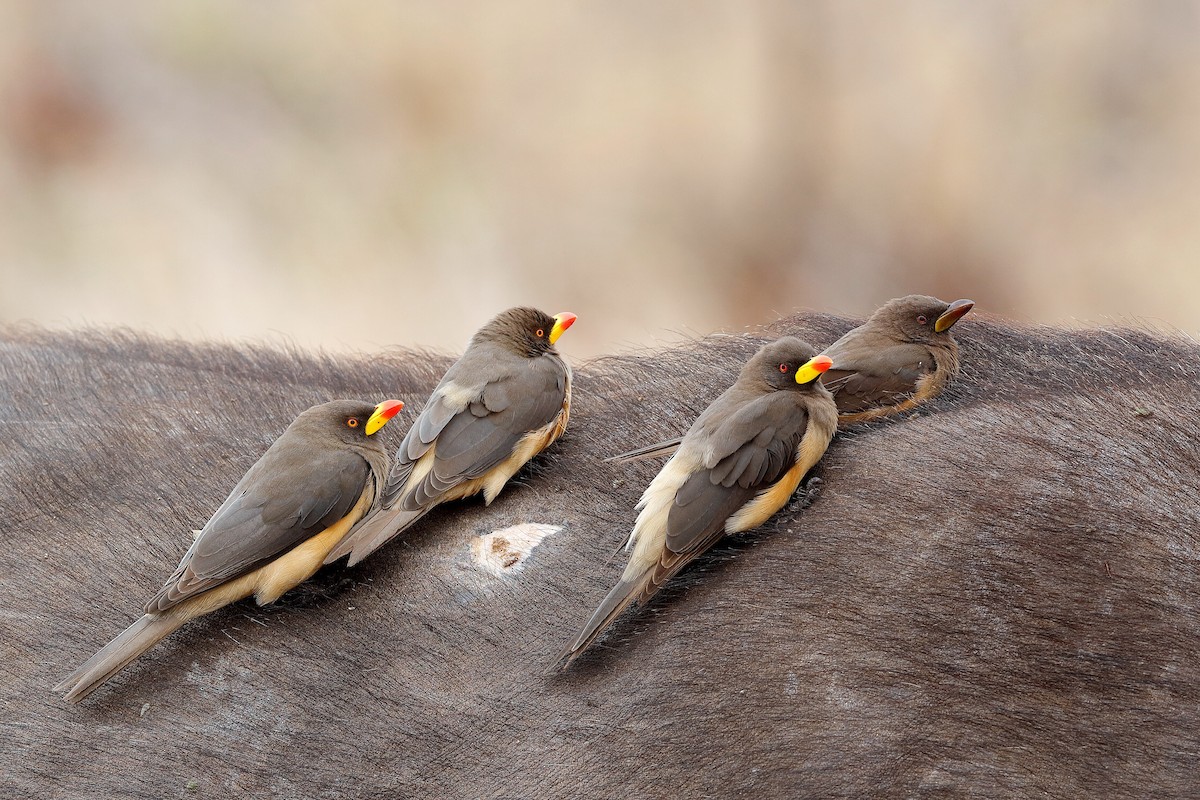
[376,399,404,420]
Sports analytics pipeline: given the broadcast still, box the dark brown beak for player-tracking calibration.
[935,299,974,333]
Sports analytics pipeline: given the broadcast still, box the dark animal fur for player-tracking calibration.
[1,315,1197,798]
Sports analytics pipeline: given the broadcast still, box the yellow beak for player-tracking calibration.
[549,312,577,345]
[795,354,833,385]
[365,399,404,436]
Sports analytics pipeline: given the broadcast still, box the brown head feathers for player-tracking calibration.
[472,307,561,357]
[865,294,974,343]
[741,336,830,392]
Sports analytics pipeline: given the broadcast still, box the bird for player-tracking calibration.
[820,294,973,423]
[324,306,576,567]
[605,294,973,463]
[558,337,838,670]
[55,398,404,703]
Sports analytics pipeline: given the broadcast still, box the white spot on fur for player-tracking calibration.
[472,523,561,576]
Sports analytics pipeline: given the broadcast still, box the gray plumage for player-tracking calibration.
[55,399,396,702]
[326,307,574,567]
[560,337,838,669]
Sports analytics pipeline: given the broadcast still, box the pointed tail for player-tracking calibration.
[555,570,652,672]
[557,544,709,672]
[323,504,428,567]
[604,436,684,465]
[54,612,188,703]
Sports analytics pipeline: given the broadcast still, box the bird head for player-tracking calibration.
[868,295,974,343]
[477,307,577,357]
[303,398,404,443]
[749,337,835,393]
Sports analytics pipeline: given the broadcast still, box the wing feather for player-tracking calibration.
[821,341,932,413]
[393,353,567,512]
[145,445,369,613]
[662,394,808,556]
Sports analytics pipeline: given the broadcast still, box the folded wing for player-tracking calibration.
[146,446,369,613]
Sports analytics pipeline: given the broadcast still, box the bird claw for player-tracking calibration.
[789,476,824,510]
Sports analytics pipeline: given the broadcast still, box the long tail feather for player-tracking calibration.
[558,545,714,672]
[323,505,428,567]
[604,437,683,464]
[556,572,650,671]
[54,613,187,703]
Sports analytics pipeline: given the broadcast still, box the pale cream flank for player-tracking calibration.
[725,409,834,533]
[160,485,375,623]
[406,442,439,490]
[254,484,374,603]
[623,449,702,576]
[397,371,571,507]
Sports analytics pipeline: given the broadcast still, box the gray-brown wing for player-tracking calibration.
[146,444,370,613]
[663,394,808,557]
[821,342,933,413]
[379,388,461,507]
[397,355,568,511]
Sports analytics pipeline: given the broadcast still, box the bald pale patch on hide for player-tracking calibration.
[471,523,563,577]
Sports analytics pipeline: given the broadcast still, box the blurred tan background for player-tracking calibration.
[1,1,1198,358]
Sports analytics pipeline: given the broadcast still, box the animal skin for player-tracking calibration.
[1,314,1198,799]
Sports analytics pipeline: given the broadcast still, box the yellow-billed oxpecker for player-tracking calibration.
[559,337,837,669]
[55,398,404,703]
[606,294,973,463]
[325,307,575,567]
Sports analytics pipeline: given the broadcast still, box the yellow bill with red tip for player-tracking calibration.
[549,312,577,345]
[365,399,404,436]
[795,354,833,385]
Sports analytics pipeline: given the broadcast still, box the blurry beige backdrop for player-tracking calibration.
[2,1,1198,357]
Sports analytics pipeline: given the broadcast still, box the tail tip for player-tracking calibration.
[57,681,85,704]
[549,647,582,675]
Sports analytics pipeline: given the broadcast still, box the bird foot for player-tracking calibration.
[789,476,824,511]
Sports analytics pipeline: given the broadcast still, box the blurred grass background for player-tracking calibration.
[1,1,1197,357]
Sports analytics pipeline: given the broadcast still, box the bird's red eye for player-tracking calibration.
[536,328,545,338]
[346,418,359,428]
[917,315,928,325]
[779,363,789,373]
